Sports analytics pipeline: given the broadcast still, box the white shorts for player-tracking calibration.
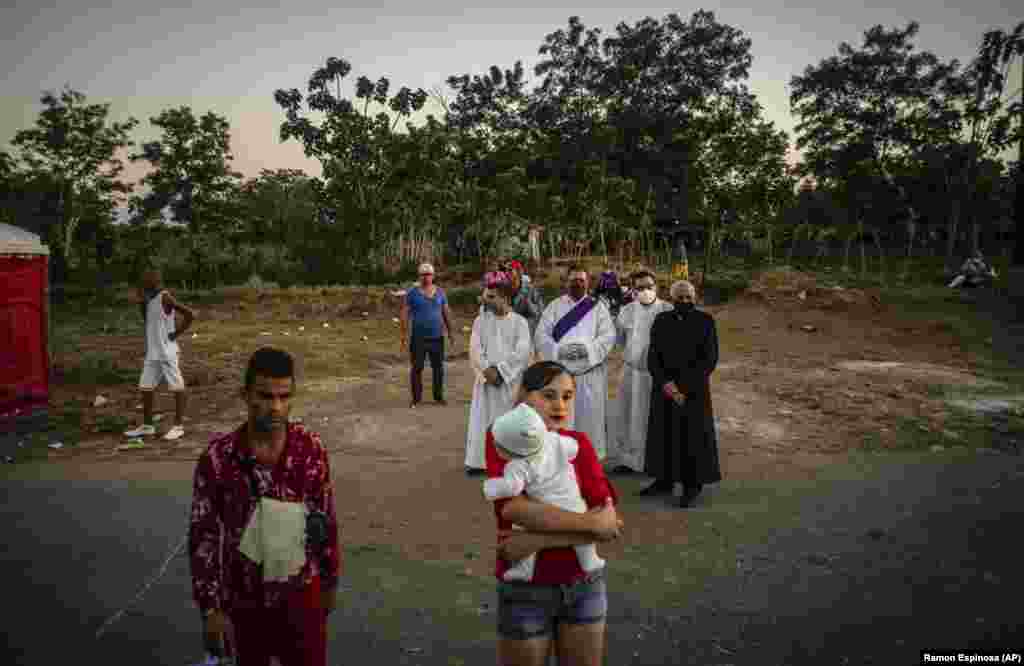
[139,360,185,391]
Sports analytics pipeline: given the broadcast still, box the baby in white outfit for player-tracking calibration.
[484,403,605,582]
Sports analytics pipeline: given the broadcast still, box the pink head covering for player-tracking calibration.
[482,271,512,289]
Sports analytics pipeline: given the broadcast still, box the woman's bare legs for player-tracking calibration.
[555,621,605,666]
[498,636,554,666]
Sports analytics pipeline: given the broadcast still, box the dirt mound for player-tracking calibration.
[743,268,882,312]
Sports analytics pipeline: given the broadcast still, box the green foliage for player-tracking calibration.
[701,273,751,304]
[58,352,137,385]
[444,286,485,308]
[790,19,1022,260]
[3,14,1018,292]
[274,57,430,267]
[5,86,137,280]
[129,106,242,235]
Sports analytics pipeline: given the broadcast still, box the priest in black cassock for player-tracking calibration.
[639,280,722,507]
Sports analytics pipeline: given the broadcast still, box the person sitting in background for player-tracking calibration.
[948,250,998,289]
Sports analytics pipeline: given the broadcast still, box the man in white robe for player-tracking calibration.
[534,265,616,460]
[605,269,673,473]
[465,277,533,474]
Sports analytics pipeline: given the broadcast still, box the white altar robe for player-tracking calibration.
[534,296,616,459]
[465,310,533,469]
[606,298,673,471]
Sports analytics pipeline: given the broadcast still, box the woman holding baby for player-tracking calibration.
[484,361,625,666]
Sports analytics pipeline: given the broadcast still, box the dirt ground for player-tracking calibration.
[35,266,1017,579]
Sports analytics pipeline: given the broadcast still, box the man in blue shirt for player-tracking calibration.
[400,263,456,408]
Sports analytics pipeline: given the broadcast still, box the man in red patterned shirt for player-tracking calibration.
[188,347,342,666]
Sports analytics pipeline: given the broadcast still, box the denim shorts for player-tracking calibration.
[497,569,608,640]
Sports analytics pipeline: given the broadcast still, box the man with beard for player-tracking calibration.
[465,273,533,475]
[189,348,342,665]
[642,280,722,508]
[534,265,616,460]
[605,269,673,474]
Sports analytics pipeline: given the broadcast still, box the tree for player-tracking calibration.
[445,61,534,265]
[915,21,1024,258]
[790,22,959,261]
[274,57,428,275]
[691,99,791,232]
[130,107,241,231]
[236,169,318,245]
[600,10,756,230]
[968,22,1023,263]
[130,106,244,285]
[8,86,137,282]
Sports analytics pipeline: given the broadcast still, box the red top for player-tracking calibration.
[486,427,619,584]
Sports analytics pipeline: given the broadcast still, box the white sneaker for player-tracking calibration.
[124,424,156,437]
[163,425,185,440]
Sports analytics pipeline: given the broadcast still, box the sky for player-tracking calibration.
[1,0,1021,202]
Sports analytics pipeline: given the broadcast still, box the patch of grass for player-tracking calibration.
[93,412,134,434]
[862,282,1022,387]
[57,352,138,385]
[609,468,867,605]
[608,446,985,608]
[859,406,1022,453]
[342,542,493,643]
[51,296,142,356]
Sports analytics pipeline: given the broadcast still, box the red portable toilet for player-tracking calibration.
[0,223,50,428]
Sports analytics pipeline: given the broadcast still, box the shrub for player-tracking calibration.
[246,274,280,290]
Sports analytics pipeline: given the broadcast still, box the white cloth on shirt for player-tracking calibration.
[238,497,308,582]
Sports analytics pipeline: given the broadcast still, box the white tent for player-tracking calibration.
[0,223,49,256]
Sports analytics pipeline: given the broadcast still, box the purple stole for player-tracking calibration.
[552,296,597,343]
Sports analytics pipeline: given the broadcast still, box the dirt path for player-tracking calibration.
[23,286,1018,574]
[6,274,1019,662]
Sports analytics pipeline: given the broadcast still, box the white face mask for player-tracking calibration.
[637,288,656,305]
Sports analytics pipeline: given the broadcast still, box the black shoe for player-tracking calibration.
[636,480,673,496]
[679,486,702,508]
[465,467,486,477]
[436,399,448,406]
[611,465,636,475]
[410,400,420,409]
